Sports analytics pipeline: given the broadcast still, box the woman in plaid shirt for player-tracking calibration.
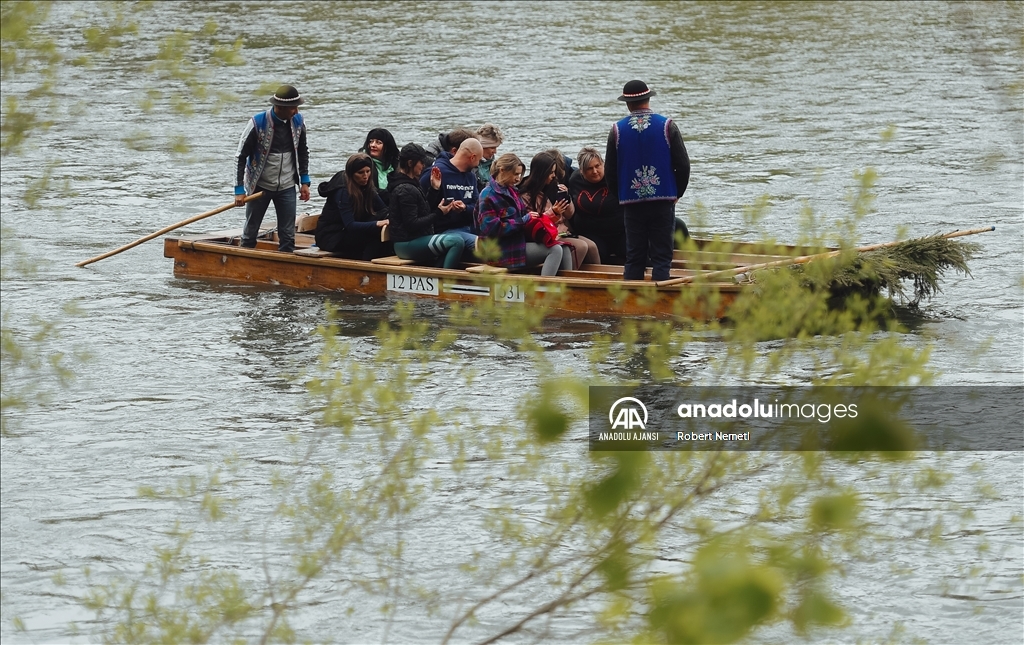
[476,153,571,276]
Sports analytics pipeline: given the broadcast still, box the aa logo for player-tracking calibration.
[609,397,648,430]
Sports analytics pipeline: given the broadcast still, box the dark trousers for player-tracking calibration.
[337,228,390,261]
[623,201,676,281]
[242,187,296,252]
[578,217,627,264]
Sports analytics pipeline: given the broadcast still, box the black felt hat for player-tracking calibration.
[269,84,304,107]
[617,79,656,102]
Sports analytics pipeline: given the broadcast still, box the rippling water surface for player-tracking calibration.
[2,2,1022,643]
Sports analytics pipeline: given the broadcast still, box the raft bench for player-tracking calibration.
[291,249,509,274]
[370,256,507,274]
[292,251,421,265]
[293,247,339,258]
[370,256,418,266]
[464,263,508,274]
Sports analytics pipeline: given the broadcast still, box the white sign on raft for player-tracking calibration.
[386,274,527,303]
[387,273,439,295]
[493,283,525,302]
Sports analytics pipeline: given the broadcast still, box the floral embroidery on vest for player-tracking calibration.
[257,121,275,158]
[630,165,661,198]
[628,114,651,132]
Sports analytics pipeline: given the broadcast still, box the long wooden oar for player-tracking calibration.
[75,191,265,268]
[655,226,995,287]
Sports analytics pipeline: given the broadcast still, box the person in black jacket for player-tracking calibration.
[388,143,467,269]
[314,154,389,260]
[567,147,627,264]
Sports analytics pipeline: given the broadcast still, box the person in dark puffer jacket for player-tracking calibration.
[388,143,467,269]
[314,154,389,260]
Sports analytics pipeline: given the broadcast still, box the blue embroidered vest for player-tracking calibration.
[613,109,677,204]
[244,109,306,195]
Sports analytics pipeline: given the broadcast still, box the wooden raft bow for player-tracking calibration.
[654,226,995,287]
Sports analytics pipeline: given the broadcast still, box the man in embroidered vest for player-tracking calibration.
[605,80,690,281]
[234,84,311,253]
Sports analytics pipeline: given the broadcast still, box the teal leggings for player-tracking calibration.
[394,233,467,269]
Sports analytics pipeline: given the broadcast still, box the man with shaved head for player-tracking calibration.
[420,136,483,253]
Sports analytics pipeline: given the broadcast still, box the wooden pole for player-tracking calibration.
[75,192,264,268]
[655,226,995,287]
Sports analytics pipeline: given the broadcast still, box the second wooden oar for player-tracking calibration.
[655,226,995,287]
[75,191,265,268]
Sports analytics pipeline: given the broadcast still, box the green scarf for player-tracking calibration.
[372,157,393,191]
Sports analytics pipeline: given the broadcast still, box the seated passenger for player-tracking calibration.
[475,123,504,190]
[388,143,467,269]
[423,127,477,168]
[315,154,390,260]
[567,147,627,263]
[544,147,576,185]
[359,128,400,204]
[420,137,482,256]
[477,153,571,277]
[519,152,601,269]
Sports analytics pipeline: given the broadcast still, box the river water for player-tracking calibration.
[1,1,1022,643]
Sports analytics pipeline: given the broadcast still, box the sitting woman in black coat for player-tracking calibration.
[315,154,390,260]
[567,146,627,263]
[388,143,468,269]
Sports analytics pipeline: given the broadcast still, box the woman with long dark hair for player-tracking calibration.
[518,152,601,268]
[359,128,400,203]
[388,143,468,269]
[314,153,389,260]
